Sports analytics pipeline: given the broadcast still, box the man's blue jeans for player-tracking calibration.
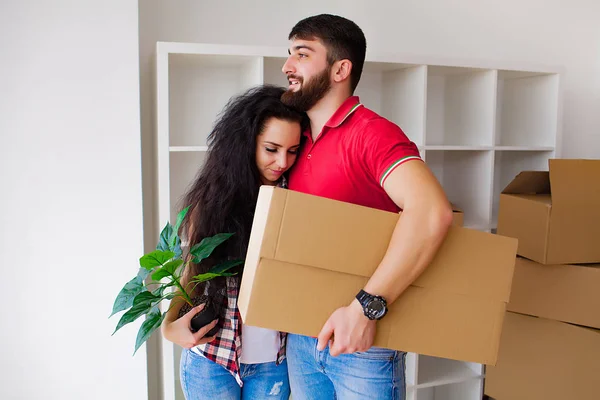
[179,349,290,399]
[286,333,406,400]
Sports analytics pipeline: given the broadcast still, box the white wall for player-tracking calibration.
[138,0,600,240]
[138,1,599,398]
[0,1,148,399]
[138,0,600,158]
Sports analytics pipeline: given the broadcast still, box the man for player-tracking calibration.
[280,14,454,400]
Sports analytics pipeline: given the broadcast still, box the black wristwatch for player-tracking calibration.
[356,289,388,320]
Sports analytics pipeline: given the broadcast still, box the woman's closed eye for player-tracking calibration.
[265,147,298,154]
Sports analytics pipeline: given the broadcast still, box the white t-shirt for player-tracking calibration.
[239,324,280,364]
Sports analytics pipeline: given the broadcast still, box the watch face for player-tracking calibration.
[367,299,386,319]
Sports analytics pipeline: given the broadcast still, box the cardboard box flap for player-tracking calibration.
[549,159,600,208]
[267,187,517,302]
[501,171,550,195]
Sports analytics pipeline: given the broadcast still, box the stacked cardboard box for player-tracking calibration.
[484,159,600,400]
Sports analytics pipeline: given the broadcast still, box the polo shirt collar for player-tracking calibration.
[302,96,363,139]
[325,96,363,128]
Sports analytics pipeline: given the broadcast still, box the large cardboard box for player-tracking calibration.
[484,312,600,400]
[497,159,600,265]
[239,186,518,365]
[507,257,600,329]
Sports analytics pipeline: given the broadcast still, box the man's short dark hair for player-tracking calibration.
[288,14,367,93]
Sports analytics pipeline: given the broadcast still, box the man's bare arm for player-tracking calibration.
[317,160,453,355]
[363,160,453,303]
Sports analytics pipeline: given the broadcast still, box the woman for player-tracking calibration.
[161,85,306,400]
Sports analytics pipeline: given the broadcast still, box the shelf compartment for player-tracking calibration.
[168,54,263,147]
[492,149,554,225]
[355,62,426,146]
[169,151,208,223]
[417,355,482,388]
[415,379,483,400]
[425,150,493,228]
[426,66,496,147]
[495,70,559,147]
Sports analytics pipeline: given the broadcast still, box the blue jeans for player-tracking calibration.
[179,349,290,399]
[286,333,406,400]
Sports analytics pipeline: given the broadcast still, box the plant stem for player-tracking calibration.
[157,259,193,307]
[172,278,193,306]
[169,266,192,306]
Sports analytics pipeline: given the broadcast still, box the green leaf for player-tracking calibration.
[172,235,183,259]
[151,259,184,281]
[173,206,189,233]
[109,274,147,317]
[191,271,235,284]
[156,222,173,252]
[151,268,171,281]
[165,259,184,274]
[139,250,175,270]
[170,207,189,247]
[112,291,161,335]
[152,285,166,298]
[164,291,177,300]
[208,259,243,275]
[133,306,165,355]
[190,260,241,285]
[190,233,234,264]
[137,267,151,281]
[190,272,223,283]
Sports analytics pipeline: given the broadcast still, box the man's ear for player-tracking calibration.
[332,59,353,84]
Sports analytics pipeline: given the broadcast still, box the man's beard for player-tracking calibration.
[281,65,332,112]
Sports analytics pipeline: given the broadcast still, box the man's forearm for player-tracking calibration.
[362,205,453,304]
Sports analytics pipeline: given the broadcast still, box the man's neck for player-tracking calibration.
[307,89,351,141]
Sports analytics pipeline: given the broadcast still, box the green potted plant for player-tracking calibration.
[110,206,242,354]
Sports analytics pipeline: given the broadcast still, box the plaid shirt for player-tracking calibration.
[191,178,288,387]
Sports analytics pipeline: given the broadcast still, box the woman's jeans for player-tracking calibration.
[286,333,406,400]
[180,349,290,400]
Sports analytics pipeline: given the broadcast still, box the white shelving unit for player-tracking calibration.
[154,41,562,400]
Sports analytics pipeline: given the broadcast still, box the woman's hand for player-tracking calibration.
[161,304,218,349]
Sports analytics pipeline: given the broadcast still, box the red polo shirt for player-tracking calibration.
[288,96,422,213]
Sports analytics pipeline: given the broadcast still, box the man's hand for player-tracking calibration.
[316,299,376,356]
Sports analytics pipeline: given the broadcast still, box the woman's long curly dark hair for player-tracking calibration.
[179,85,306,298]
